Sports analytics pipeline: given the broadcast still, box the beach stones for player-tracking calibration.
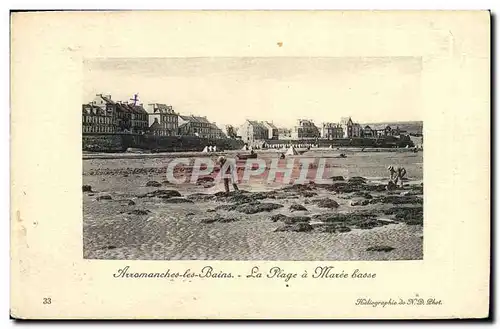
[371,195,423,205]
[146,180,162,187]
[312,198,339,209]
[96,195,112,201]
[127,209,151,215]
[162,197,194,204]
[330,175,345,181]
[290,204,307,212]
[348,176,367,184]
[274,222,313,232]
[366,245,395,252]
[350,199,370,206]
[138,189,181,199]
[196,176,214,185]
[352,191,373,199]
[316,224,352,233]
[283,216,310,225]
[357,219,388,230]
[186,193,215,201]
[201,214,237,224]
[270,214,288,222]
[127,200,136,206]
[383,206,423,225]
[237,202,283,214]
[82,185,92,192]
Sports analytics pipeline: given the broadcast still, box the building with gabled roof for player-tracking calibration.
[177,114,224,139]
[147,103,178,136]
[291,119,320,140]
[82,102,116,133]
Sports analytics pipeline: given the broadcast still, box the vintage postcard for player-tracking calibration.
[10,11,490,319]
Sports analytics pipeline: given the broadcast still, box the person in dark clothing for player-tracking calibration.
[217,156,239,193]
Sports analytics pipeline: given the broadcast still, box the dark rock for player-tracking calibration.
[352,192,373,199]
[201,218,218,224]
[236,202,284,214]
[366,245,395,252]
[201,215,236,224]
[127,209,151,215]
[281,184,315,193]
[313,212,380,228]
[290,204,308,212]
[217,216,237,223]
[348,176,367,184]
[312,198,340,209]
[214,190,249,198]
[162,197,194,204]
[138,189,182,199]
[316,224,352,233]
[123,174,129,177]
[300,191,317,198]
[88,193,95,196]
[270,214,288,222]
[357,219,388,229]
[274,222,314,232]
[284,216,310,225]
[105,245,117,250]
[82,185,92,192]
[330,176,345,181]
[337,226,352,233]
[146,181,162,187]
[128,200,136,206]
[96,195,112,201]
[371,195,423,205]
[350,199,370,206]
[383,206,423,225]
[186,193,215,201]
[186,212,195,216]
[207,209,216,213]
[215,204,238,211]
[196,176,215,185]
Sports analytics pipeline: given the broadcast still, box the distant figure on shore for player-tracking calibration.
[279,153,286,159]
[388,165,407,188]
[339,153,347,158]
[217,156,239,193]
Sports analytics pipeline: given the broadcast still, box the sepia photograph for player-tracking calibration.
[82,57,424,261]
[10,9,490,319]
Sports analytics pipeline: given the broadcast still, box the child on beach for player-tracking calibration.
[388,165,407,188]
[217,156,239,193]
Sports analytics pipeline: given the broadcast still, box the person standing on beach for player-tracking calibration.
[217,156,239,193]
[388,165,407,188]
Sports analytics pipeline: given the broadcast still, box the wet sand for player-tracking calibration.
[83,150,423,261]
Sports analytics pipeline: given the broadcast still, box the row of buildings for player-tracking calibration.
[83,94,408,142]
[238,117,406,143]
[82,94,225,139]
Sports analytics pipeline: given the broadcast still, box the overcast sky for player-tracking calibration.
[83,57,422,127]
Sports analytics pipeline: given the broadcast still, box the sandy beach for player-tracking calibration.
[83,149,423,261]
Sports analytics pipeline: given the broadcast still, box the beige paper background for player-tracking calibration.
[10,11,490,319]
